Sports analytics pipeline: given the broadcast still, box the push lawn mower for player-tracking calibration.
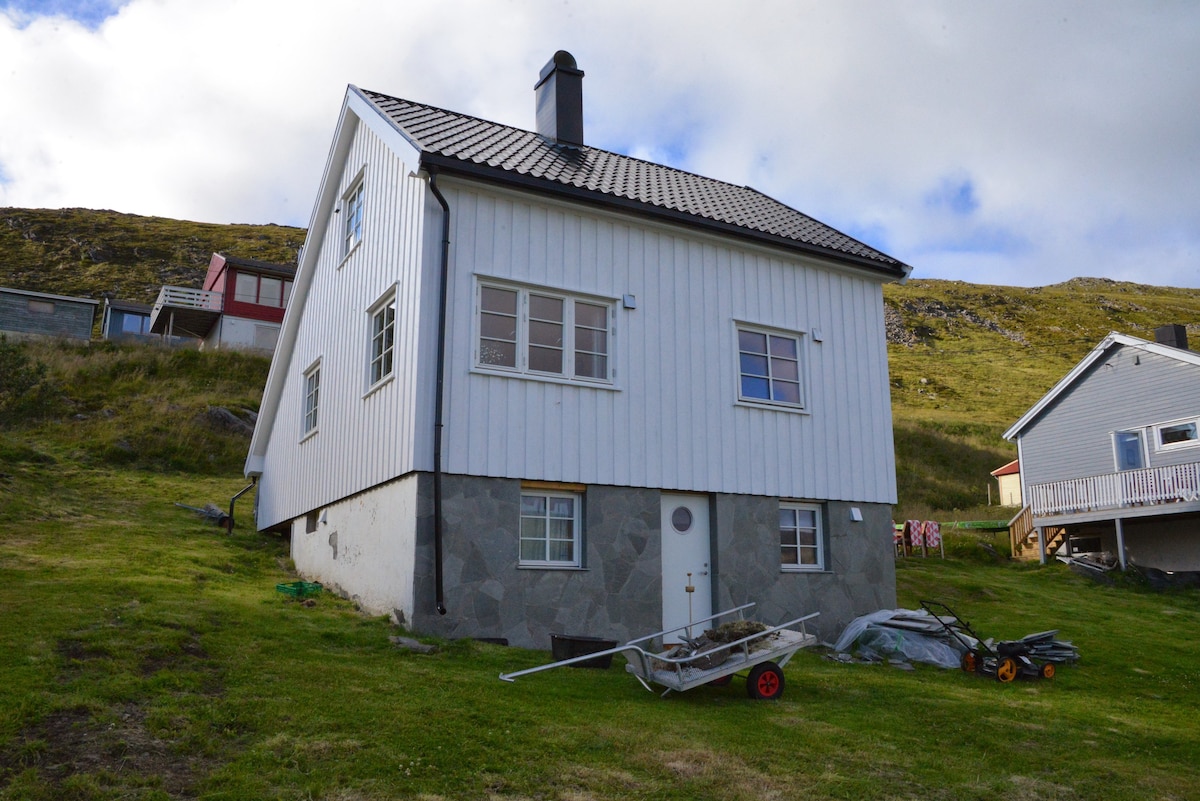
[920,600,1057,682]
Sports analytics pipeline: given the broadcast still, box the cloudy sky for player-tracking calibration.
[1,0,1197,288]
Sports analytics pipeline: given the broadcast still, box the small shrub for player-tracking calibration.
[0,336,59,426]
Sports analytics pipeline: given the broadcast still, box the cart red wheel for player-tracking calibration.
[1040,662,1056,679]
[707,674,733,687]
[961,651,978,673]
[996,657,1018,683]
[747,662,785,700]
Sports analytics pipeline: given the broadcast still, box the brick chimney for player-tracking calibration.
[535,50,584,146]
[1155,324,1189,351]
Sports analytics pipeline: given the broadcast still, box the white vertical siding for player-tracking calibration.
[440,180,898,504]
[257,119,433,528]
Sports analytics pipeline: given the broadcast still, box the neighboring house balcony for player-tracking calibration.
[1028,462,1200,524]
[149,286,222,338]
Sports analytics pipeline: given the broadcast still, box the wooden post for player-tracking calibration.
[1115,518,1127,570]
[1036,526,1047,565]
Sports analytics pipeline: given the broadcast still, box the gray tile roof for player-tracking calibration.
[360,88,907,276]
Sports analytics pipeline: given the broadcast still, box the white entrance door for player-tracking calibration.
[660,493,712,639]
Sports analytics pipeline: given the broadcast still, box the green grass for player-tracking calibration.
[3,292,1200,798]
[3,463,1199,798]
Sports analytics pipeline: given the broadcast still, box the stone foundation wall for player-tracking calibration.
[410,474,897,650]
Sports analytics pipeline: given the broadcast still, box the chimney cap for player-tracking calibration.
[536,50,583,88]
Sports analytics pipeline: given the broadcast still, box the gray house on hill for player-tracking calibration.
[0,287,97,341]
[1005,326,1200,572]
[246,51,911,648]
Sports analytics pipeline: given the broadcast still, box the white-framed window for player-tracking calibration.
[233,272,292,308]
[1154,418,1200,452]
[302,362,320,436]
[519,491,582,567]
[368,293,396,387]
[476,281,612,383]
[780,502,824,570]
[737,325,804,408]
[1113,429,1148,471]
[343,179,365,257]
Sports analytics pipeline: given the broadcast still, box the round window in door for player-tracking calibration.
[671,507,693,533]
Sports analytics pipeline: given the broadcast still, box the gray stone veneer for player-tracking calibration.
[411,473,896,650]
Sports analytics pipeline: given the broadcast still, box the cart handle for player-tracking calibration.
[499,643,652,682]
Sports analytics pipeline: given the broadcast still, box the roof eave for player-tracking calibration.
[419,153,910,281]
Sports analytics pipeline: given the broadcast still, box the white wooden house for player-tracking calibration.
[1004,326,1200,571]
[246,51,912,647]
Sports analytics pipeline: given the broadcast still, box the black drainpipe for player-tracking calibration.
[428,167,450,616]
[227,476,257,534]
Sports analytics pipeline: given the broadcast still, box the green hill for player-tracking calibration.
[0,207,304,305]
[3,207,1199,517]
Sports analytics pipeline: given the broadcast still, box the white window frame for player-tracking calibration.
[474,279,614,385]
[301,361,320,439]
[779,502,824,571]
[1153,417,1200,453]
[342,178,365,259]
[518,490,583,568]
[1113,428,1148,471]
[367,291,397,389]
[735,323,807,410]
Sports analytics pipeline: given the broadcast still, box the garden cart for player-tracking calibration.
[499,603,819,700]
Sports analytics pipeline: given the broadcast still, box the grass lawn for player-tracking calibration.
[2,464,1198,800]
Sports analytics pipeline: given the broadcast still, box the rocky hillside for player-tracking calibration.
[0,207,304,305]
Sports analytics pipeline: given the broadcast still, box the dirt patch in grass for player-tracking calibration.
[0,703,217,797]
[0,626,227,797]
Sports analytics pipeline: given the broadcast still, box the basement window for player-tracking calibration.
[779,502,825,571]
[519,490,582,568]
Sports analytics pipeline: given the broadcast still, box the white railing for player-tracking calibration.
[152,285,222,315]
[1029,462,1200,517]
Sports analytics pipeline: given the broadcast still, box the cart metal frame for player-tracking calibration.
[499,603,819,699]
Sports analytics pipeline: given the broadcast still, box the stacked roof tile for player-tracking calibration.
[359,88,906,275]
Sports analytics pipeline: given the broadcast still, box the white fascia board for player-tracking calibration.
[1002,331,1200,441]
[244,89,362,476]
[346,86,425,168]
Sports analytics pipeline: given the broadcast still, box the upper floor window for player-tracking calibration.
[1155,418,1199,451]
[234,272,292,308]
[780,503,824,570]
[343,180,365,257]
[368,295,396,387]
[302,362,320,436]
[738,326,804,408]
[476,281,612,383]
[519,491,582,567]
[1114,429,1147,471]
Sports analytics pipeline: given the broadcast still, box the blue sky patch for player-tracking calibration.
[0,0,127,30]
[925,225,1030,257]
[924,175,980,216]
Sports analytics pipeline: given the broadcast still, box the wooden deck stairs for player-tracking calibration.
[1008,505,1064,561]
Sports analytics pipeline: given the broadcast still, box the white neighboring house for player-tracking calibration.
[1005,326,1200,571]
[246,51,913,648]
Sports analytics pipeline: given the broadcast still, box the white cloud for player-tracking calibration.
[0,0,1198,288]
